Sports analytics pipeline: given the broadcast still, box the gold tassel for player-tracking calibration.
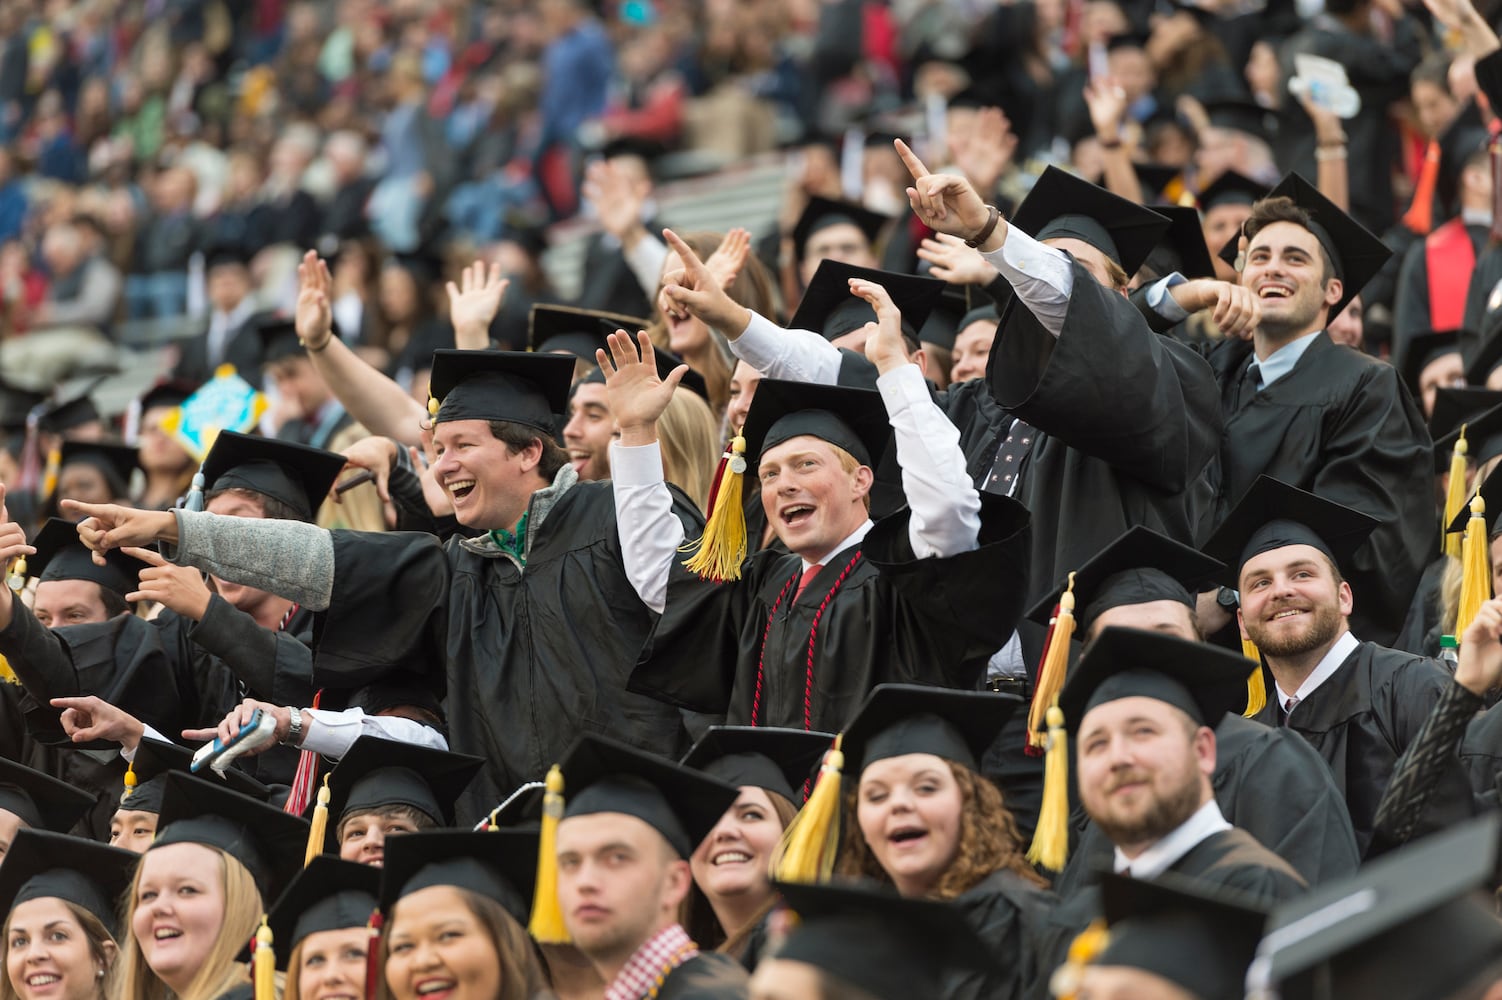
[770,735,844,884]
[253,917,275,1000]
[6,553,25,593]
[0,656,17,686]
[1444,427,1470,560]
[304,775,331,867]
[1457,493,1492,637]
[680,436,747,581]
[1027,706,1070,872]
[1242,636,1267,717]
[41,447,59,502]
[122,761,137,802]
[1048,919,1112,1000]
[528,765,571,944]
[1027,573,1077,751]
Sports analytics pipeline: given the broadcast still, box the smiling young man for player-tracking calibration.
[602,277,1030,734]
[1204,174,1433,649]
[1203,476,1474,858]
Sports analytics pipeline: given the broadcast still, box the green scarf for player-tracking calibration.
[488,511,530,566]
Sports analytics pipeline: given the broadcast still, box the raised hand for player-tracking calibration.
[122,546,212,621]
[183,697,299,753]
[659,229,753,337]
[295,251,334,350]
[949,107,1017,195]
[336,436,400,504]
[584,160,647,242]
[917,233,1000,286]
[446,259,509,349]
[1459,598,1502,695]
[598,329,686,446]
[60,501,176,563]
[895,139,996,243]
[51,694,146,752]
[1082,77,1129,144]
[704,227,752,291]
[849,278,909,375]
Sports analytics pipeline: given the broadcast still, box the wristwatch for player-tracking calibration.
[1216,586,1240,610]
[285,708,304,746]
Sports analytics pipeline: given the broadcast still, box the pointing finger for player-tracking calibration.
[120,546,167,567]
[895,138,931,181]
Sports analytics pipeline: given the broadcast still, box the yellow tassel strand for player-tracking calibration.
[529,765,571,944]
[41,447,60,502]
[1444,427,1470,559]
[1027,706,1070,872]
[0,656,17,686]
[1048,919,1112,1000]
[1242,636,1267,717]
[1028,574,1077,751]
[253,917,276,1000]
[770,735,844,884]
[5,553,25,593]
[680,436,748,582]
[1457,493,1493,638]
[304,775,331,867]
[122,761,137,802]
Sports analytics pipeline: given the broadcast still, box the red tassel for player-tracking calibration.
[364,911,384,1000]
[1403,141,1442,235]
[704,451,730,519]
[1022,601,1062,758]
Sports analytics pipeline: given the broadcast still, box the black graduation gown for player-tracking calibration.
[1249,640,1472,857]
[1166,828,1309,905]
[312,478,696,824]
[1394,554,1447,658]
[947,870,1059,1000]
[629,495,1030,733]
[1460,699,1502,806]
[1392,223,1490,353]
[655,951,749,1000]
[1209,335,1435,646]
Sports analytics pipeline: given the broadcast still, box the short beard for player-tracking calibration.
[1089,761,1205,850]
[1246,601,1344,658]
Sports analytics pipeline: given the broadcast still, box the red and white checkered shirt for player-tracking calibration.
[602,923,699,1000]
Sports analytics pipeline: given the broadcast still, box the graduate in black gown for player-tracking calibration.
[1202,476,1475,857]
[1204,173,1434,648]
[109,736,270,854]
[1037,527,1358,897]
[0,755,96,860]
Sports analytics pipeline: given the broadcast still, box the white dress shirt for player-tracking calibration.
[1276,629,1360,716]
[1113,799,1233,877]
[129,708,448,765]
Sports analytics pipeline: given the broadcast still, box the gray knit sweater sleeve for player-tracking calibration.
[167,510,336,611]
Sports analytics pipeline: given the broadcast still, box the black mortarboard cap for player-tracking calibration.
[528,303,648,359]
[152,771,309,901]
[0,756,96,833]
[1465,327,1502,386]
[428,350,574,432]
[1095,872,1267,1000]
[1201,476,1381,586]
[791,196,892,262]
[574,320,711,402]
[1398,329,1466,399]
[38,382,104,435]
[1430,387,1502,443]
[325,736,483,834]
[1251,813,1502,1000]
[1106,30,1151,50]
[1026,525,1226,629]
[772,879,1001,1000]
[1132,162,1184,204]
[839,684,1021,774]
[379,829,539,924]
[1144,205,1216,280]
[258,857,379,971]
[915,285,971,351]
[1216,172,1391,324]
[204,242,251,271]
[788,260,945,344]
[1201,98,1275,142]
[137,378,197,414]
[122,737,269,815]
[1447,453,1502,534]
[256,315,307,367]
[57,441,138,496]
[200,430,346,522]
[0,380,47,433]
[1435,398,1502,469]
[29,516,149,599]
[740,378,891,470]
[0,830,136,941]
[1196,170,1266,211]
[680,727,834,804]
[1060,627,1251,728]
[1010,165,1172,276]
[557,734,739,858]
[484,782,544,830]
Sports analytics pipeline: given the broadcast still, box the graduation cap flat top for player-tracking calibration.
[325,736,484,831]
[839,684,1022,774]
[914,284,972,352]
[1201,476,1381,585]
[1142,205,1217,281]
[1132,162,1184,202]
[1096,871,1267,1000]
[123,737,270,814]
[200,430,346,523]
[740,378,891,471]
[1447,458,1502,534]
[255,315,305,367]
[260,857,379,971]
[378,829,540,925]
[680,726,834,804]
[1465,326,1502,385]
[137,378,198,414]
[791,195,893,260]
[29,516,149,599]
[1059,627,1251,729]
[0,755,96,833]
[0,830,137,942]
[37,381,104,435]
[1009,165,1172,277]
[787,260,946,343]
[428,350,575,432]
[1254,812,1502,1000]
[1429,386,1502,444]
[557,733,739,858]
[1026,525,1226,629]
[1397,329,1465,398]
[576,334,710,402]
[153,771,309,902]
[1435,397,1502,468]
[528,303,649,359]
[1196,169,1267,211]
[772,879,1001,1000]
[0,380,47,432]
[57,441,138,494]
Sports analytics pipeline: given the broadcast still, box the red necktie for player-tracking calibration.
[795,564,823,598]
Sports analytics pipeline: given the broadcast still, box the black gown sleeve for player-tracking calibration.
[1391,239,1430,355]
[1374,677,1484,847]
[188,596,314,708]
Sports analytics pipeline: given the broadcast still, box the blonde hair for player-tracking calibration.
[833,445,872,514]
[2,900,121,1000]
[118,846,264,1000]
[657,389,722,513]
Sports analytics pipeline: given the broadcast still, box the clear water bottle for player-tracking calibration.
[1440,634,1460,671]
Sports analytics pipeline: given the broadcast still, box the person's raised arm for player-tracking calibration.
[296,251,427,445]
[1422,0,1500,55]
[445,259,510,351]
[1084,78,1144,206]
[0,486,36,632]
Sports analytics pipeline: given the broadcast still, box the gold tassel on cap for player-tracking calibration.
[1049,918,1111,1000]
[122,761,137,802]
[1027,706,1069,872]
[680,435,747,581]
[253,917,275,1000]
[1028,573,1077,752]
[304,775,331,867]
[1457,493,1492,638]
[1444,427,1470,560]
[1242,637,1267,717]
[529,765,571,944]
[770,735,844,884]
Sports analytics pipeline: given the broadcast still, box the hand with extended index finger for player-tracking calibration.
[59,501,176,564]
[660,229,752,338]
[51,695,146,752]
[122,545,212,621]
[894,139,994,241]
